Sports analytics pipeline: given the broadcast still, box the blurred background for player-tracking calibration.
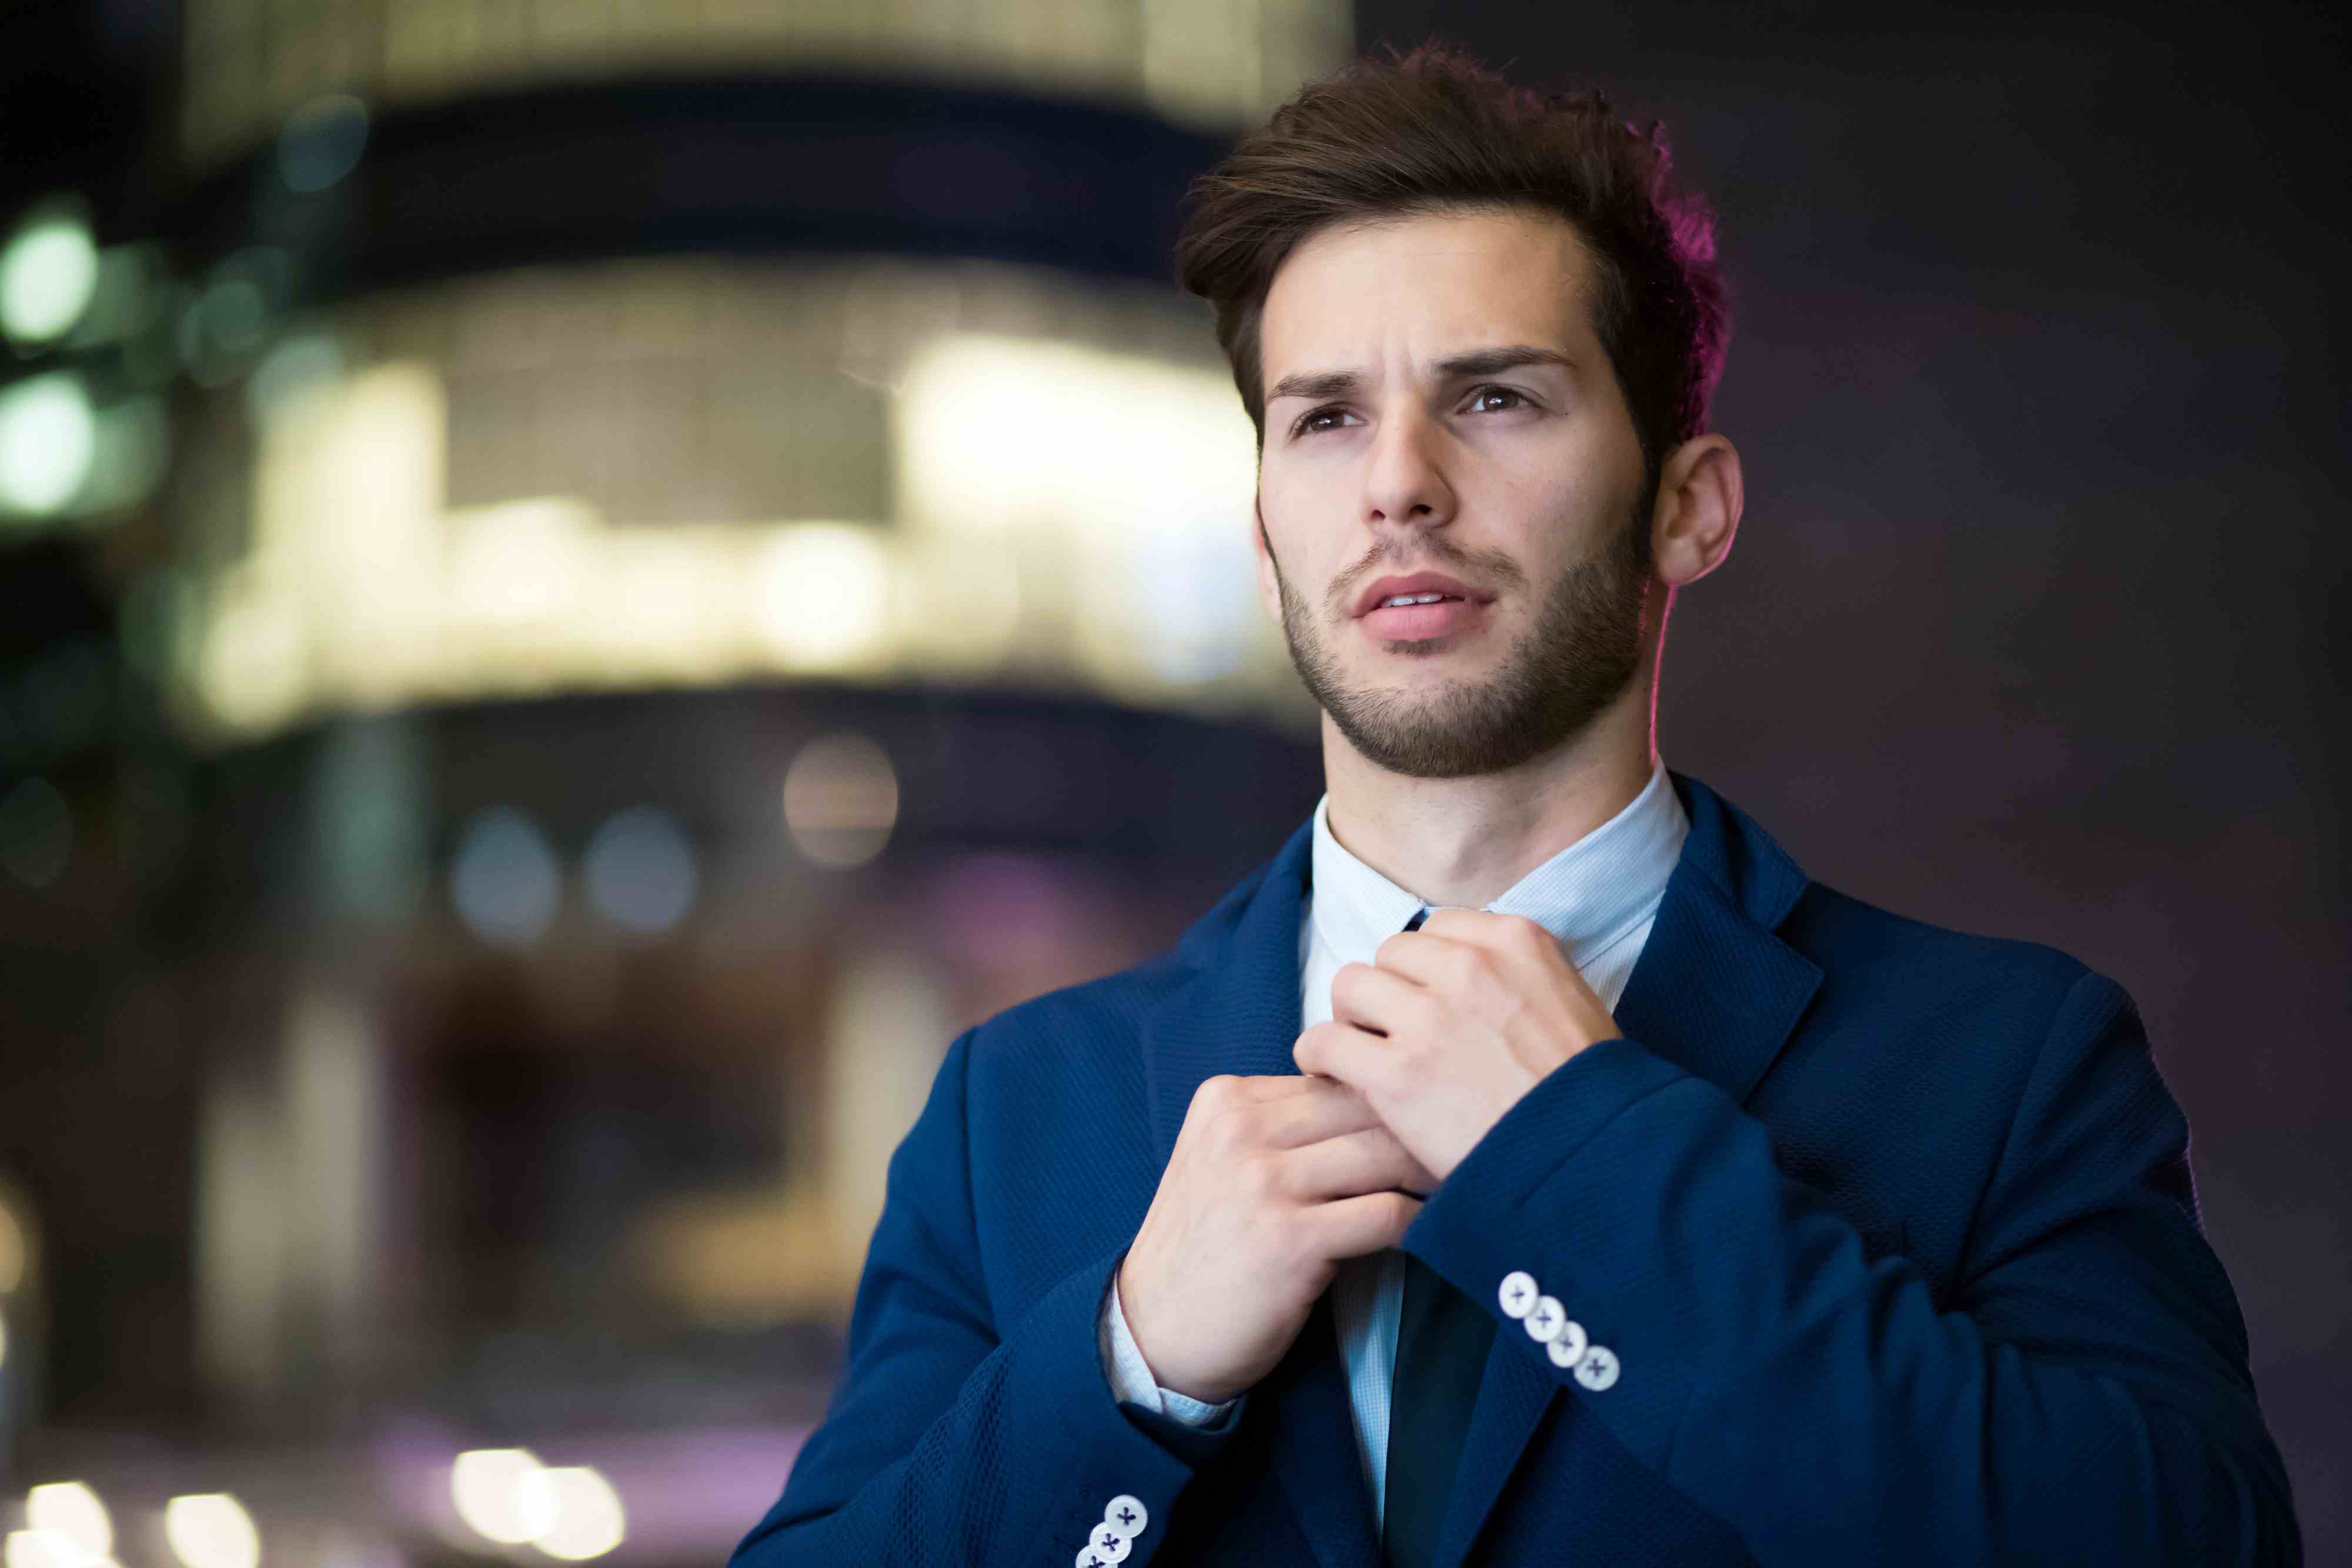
[0,0,2343,1564]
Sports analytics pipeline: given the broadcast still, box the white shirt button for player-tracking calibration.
[1498,1270,1539,1318]
[1523,1294,1566,1342]
[1573,1343,1621,1392]
[1101,1496,1148,1539]
[1079,1524,1132,1563]
[1544,1318,1588,1368]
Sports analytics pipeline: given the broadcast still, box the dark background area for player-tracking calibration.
[2,0,2346,1557]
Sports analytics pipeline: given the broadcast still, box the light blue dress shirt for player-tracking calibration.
[1098,755,1690,1531]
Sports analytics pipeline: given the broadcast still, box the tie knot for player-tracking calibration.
[1402,907,1429,934]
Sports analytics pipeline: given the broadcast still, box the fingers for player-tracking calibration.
[1305,1189,1424,1261]
[1367,928,1485,991]
[1329,958,1428,1035]
[1192,1072,1384,1150]
[1278,1124,1433,1202]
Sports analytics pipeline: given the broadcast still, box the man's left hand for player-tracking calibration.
[1292,908,1622,1189]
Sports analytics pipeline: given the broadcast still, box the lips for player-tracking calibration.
[1351,572,1488,618]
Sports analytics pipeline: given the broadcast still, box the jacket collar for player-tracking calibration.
[1138,768,1824,1568]
[1144,767,1818,1165]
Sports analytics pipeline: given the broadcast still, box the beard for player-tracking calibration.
[1269,504,1653,780]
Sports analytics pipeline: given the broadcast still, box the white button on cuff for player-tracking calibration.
[1573,1343,1621,1391]
[1077,1545,1118,1568]
[1544,1319,1589,1368]
[1102,1496,1148,1540]
[1498,1271,1539,1318]
[1524,1294,1566,1342]
[1081,1523,1132,1563]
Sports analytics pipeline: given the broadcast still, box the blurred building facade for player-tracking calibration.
[0,1,1347,1561]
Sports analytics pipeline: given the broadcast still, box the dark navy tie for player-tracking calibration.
[1382,906,1495,1568]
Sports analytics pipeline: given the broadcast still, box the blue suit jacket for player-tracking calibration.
[731,770,2300,1566]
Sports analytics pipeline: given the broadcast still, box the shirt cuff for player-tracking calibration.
[1098,1265,1242,1427]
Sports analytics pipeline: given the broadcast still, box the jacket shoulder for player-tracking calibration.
[1782,877,2110,1018]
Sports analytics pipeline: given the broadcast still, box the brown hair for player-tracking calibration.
[1174,42,1730,499]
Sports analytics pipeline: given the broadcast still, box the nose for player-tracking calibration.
[1362,403,1456,536]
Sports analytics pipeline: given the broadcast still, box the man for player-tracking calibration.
[730,45,2300,1567]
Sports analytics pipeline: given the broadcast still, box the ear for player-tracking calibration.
[1650,433,1742,589]
[1251,493,1287,629]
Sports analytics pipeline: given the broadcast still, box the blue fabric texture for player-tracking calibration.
[728,770,2301,1567]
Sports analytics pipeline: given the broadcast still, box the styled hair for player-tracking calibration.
[1174,42,1730,495]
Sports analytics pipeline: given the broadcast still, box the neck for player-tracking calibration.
[1318,685,1659,909]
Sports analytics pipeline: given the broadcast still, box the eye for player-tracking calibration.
[1466,386,1532,414]
[1290,404,1360,439]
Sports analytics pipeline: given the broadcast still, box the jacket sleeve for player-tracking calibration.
[1101,1268,1245,1426]
[1399,967,2301,1566]
[729,1028,1246,1568]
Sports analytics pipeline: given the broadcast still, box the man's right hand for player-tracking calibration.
[1117,1071,1435,1406]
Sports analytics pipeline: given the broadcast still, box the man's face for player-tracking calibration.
[1253,204,1657,779]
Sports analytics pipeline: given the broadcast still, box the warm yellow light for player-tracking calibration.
[0,1310,9,1371]
[451,1449,557,1545]
[196,576,309,733]
[520,1467,626,1561]
[894,537,1020,674]
[5,1532,75,1568]
[162,1495,259,1568]
[894,333,1267,692]
[751,523,893,668]
[26,1485,111,1559]
[896,333,1254,540]
[781,732,899,870]
[450,498,600,627]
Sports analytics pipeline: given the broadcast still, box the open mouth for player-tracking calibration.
[1353,573,1492,641]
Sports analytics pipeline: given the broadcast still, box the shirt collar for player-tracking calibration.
[1308,756,1689,969]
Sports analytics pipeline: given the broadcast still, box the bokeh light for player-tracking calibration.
[162,1495,259,1568]
[4,1532,77,1568]
[450,808,562,944]
[245,333,345,431]
[25,1485,112,1560]
[781,733,899,870]
[583,807,697,935]
[517,1467,625,1561]
[451,1449,557,1545]
[278,94,370,193]
[0,375,96,517]
[751,524,893,669]
[0,212,99,345]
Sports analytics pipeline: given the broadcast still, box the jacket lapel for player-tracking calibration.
[1427,770,1826,1568]
[1142,815,1318,1167]
[1140,818,1385,1568]
[1138,771,1825,1568]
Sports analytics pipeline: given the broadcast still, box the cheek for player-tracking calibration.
[1258,473,1349,584]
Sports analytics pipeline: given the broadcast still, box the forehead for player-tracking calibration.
[1260,205,1598,381]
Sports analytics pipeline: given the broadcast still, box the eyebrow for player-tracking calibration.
[1265,345,1577,405]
